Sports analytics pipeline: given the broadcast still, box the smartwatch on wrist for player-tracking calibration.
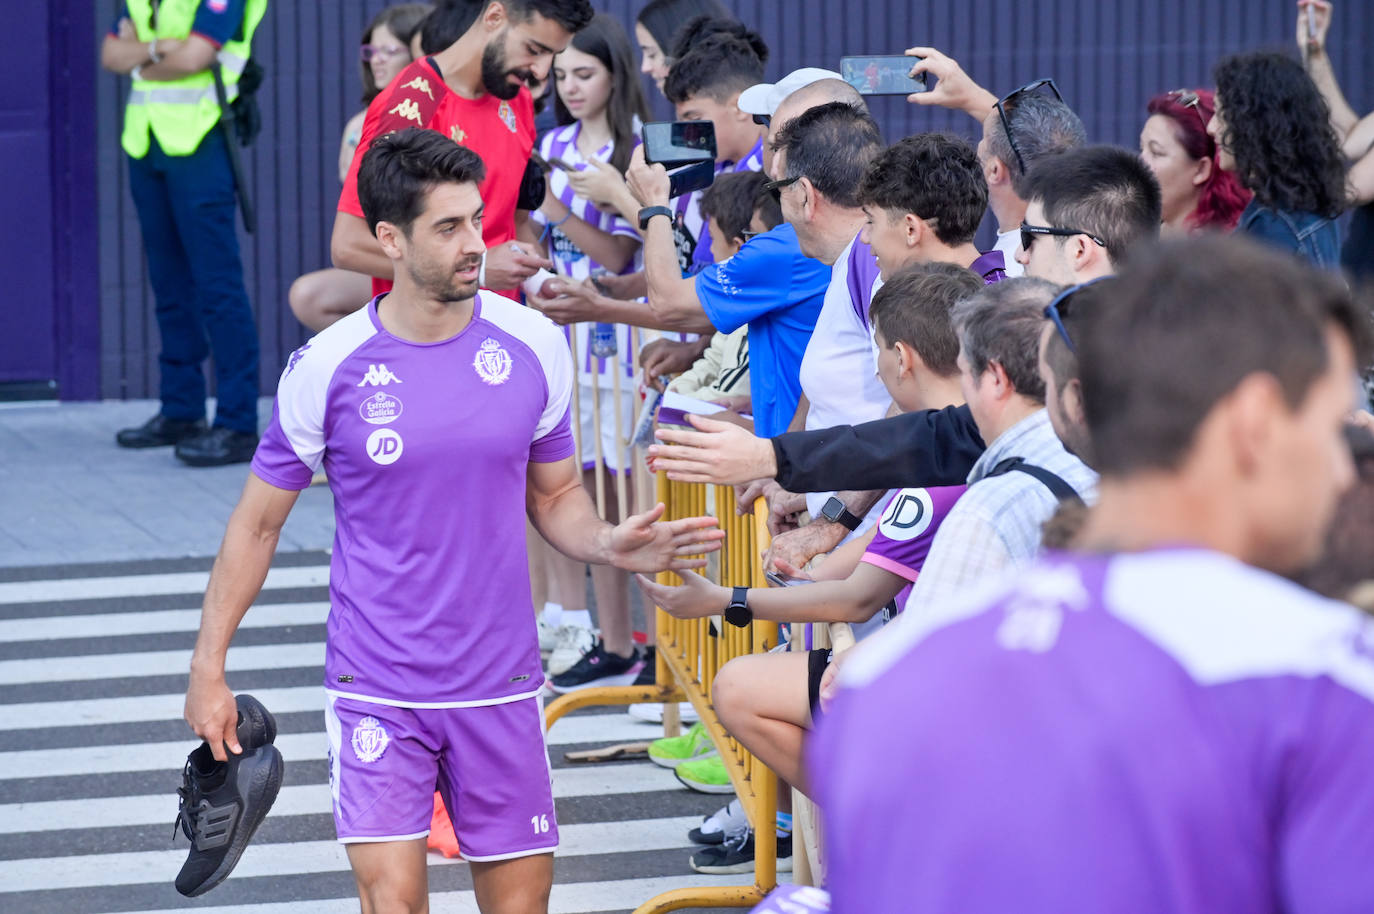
[723,586,752,628]
[820,496,861,532]
[638,205,673,230]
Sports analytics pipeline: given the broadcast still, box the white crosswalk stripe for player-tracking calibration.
[0,556,768,913]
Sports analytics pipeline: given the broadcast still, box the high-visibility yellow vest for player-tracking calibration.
[121,0,268,158]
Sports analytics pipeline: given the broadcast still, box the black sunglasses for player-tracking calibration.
[764,174,800,200]
[752,113,771,128]
[1020,222,1107,255]
[995,78,1063,174]
[1042,277,1109,354]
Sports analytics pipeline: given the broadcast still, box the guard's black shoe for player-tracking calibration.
[234,694,277,750]
[175,427,259,467]
[173,740,284,896]
[115,414,207,449]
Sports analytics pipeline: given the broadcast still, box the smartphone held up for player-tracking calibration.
[642,120,718,198]
[840,54,927,96]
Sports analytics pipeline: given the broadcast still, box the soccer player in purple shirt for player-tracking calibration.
[182,128,722,914]
[811,236,1374,914]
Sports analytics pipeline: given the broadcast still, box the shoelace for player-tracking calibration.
[722,824,752,853]
[172,760,207,843]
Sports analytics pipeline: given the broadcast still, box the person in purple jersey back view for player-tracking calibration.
[810,235,1374,914]
[181,128,723,914]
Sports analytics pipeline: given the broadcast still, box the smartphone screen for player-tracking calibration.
[642,121,717,166]
[840,55,927,95]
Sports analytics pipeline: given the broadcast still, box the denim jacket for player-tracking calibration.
[1237,199,1342,269]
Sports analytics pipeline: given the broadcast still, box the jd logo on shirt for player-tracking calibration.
[366,428,404,466]
[878,488,935,541]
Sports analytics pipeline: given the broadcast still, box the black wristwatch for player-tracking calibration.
[820,496,862,531]
[638,205,674,230]
[724,586,752,628]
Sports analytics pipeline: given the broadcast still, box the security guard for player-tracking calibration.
[101,0,267,466]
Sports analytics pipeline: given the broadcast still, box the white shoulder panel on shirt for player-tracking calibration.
[275,307,380,471]
[1107,550,1374,703]
[476,291,573,440]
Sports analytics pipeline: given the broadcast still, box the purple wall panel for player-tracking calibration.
[86,0,1372,400]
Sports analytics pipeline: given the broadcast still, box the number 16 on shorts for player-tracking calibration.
[531,814,551,834]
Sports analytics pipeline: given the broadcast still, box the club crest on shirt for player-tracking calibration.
[498,100,517,133]
[473,337,513,385]
[351,716,390,763]
[359,392,403,425]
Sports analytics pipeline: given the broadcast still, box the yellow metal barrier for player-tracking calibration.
[545,472,781,913]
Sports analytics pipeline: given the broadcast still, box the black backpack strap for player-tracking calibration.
[986,457,1084,506]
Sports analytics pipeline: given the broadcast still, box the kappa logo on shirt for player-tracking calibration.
[357,363,402,387]
[451,124,468,144]
[388,98,424,125]
[401,76,434,100]
[498,100,517,133]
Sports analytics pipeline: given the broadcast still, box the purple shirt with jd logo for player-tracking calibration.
[811,549,1374,914]
[252,292,574,707]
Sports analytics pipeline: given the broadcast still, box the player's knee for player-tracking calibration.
[358,878,427,914]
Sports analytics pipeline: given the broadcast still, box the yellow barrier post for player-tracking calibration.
[544,473,782,912]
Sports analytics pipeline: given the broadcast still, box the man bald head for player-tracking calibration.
[765,78,868,177]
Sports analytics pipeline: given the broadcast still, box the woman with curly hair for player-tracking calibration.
[1140,88,1251,234]
[1209,51,1346,267]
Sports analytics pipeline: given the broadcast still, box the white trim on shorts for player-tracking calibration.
[461,843,560,862]
[338,830,431,845]
[323,686,545,709]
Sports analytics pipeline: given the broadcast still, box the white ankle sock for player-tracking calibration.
[561,609,593,629]
[540,602,563,626]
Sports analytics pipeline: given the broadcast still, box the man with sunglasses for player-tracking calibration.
[903,48,1087,278]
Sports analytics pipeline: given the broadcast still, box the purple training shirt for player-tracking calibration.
[811,548,1374,914]
[253,292,575,706]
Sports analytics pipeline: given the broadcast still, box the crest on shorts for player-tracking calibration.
[473,337,513,386]
[498,100,517,132]
[351,716,390,763]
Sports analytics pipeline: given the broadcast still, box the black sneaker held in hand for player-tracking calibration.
[173,695,283,896]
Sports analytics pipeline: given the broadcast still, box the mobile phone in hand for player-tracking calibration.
[840,55,928,95]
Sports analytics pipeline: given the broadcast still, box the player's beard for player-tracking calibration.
[410,253,482,303]
[480,35,531,101]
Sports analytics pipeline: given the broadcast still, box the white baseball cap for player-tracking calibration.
[737,67,844,116]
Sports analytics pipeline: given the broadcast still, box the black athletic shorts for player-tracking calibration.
[807,648,832,720]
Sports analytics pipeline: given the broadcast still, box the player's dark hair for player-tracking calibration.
[500,0,594,33]
[1024,145,1162,266]
[663,32,766,105]
[668,15,768,65]
[419,0,480,55]
[984,93,1086,199]
[869,262,984,378]
[700,171,771,245]
[636,0,730,61]
[952,277,1061,403]
[1078,236,1374,476]
[552,14,651,174]
[358,128,487,234]
[1213,51,1347,219]
[361,3,432,103]
[859,133,987,246]
[773,101,883,209]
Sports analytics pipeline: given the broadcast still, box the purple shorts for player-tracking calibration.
[325,693,558,860]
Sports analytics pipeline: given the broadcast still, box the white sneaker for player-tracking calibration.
[546,623,595,677]
[535,614,559,653]
[628,702,700,724]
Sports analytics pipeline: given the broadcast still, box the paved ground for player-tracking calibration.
[0,399,335,568]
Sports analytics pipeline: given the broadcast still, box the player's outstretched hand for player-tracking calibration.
[609,502,724,573]
[185,674,240,762]
[635,569,729,620]
[649,413,777,485]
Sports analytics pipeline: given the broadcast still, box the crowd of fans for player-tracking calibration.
[282,0,1374,908]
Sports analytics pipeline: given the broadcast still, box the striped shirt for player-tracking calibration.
[674,137,767,275]
[900,409,1097,616]
[534,123,643,381]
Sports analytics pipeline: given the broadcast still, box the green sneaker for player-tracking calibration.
[647,721,715,770]
[674,753,735,794]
